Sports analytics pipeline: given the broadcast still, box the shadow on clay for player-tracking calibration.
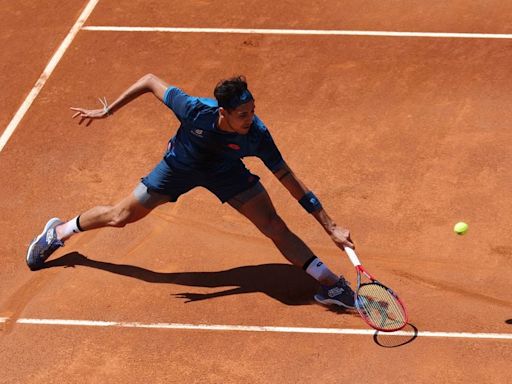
[43,252,351,311]
[373,323,419,348]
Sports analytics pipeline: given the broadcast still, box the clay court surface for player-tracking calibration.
[1,1,512,383]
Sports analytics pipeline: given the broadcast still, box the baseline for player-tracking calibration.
[2,317,511,341]
[82,26,512,39]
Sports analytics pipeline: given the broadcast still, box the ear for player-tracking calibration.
[219,107,231,118]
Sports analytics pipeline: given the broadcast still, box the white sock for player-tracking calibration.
[303,257,336,284]
[57,216,82,241]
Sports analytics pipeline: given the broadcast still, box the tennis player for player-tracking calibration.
[26,74,355,308]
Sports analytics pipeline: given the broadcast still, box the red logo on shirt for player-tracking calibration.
[227,143,240,150]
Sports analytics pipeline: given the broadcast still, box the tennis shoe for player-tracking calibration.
[26,217,64,271]
[314,275,355,308]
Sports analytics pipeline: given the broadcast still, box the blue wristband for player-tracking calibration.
[299,191,322,213]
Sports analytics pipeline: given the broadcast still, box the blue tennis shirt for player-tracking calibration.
[162,86,284,174]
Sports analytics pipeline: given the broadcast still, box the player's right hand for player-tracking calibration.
[330,226,355,250]
[70,107,108,120]
[70,97,111,124]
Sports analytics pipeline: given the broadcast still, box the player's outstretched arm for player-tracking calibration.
[273,162,354,250]
[70,73,170,122]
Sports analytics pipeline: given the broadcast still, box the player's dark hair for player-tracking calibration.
[214,76,251,110]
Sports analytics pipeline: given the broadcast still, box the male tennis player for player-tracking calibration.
[26,74,355,308]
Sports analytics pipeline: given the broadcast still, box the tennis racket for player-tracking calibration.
[343,246,408,332]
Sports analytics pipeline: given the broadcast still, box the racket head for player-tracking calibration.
[354,281,408,332]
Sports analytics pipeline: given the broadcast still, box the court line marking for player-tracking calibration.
[82,26,512,39]
[1,317,511,340]
[2,23,508,153]
[0,0,100,153]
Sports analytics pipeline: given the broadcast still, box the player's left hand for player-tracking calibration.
[330,226,354,250]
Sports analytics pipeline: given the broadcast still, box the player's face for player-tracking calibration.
[224,100,255,135]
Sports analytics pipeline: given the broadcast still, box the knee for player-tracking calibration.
[260,214,289,240]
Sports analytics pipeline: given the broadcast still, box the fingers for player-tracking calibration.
[332,229,355,250]
[70,96,108,119]
[343,240,355,249]
[70,107,102,122]
[71,111,90,122]
[70,108,94,126]
[70,107,86,119]
[98,97,108,109]
[345,233,355,249]
[340,234,354,249]
[334,238,354,251]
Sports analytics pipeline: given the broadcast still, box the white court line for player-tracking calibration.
[2,23,508,152]
[0,0,100,153]
[1,317,511,340]
[82,26,512,39]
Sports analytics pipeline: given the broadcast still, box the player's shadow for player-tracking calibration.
[44,252,325,306]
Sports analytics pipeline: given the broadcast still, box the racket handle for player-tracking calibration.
[343,246,362,267]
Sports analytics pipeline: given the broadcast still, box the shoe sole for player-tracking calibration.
[26,217,61,269]
[314,294,355,309]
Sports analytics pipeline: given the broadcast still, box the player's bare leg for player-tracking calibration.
[26,183,167,270]
[57,194,153,240]
[228,183,339,286]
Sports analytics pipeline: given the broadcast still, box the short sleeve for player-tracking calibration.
[163,86,196,121]
[253,116,285,172]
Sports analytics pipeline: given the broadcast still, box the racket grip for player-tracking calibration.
[343,246,362,267]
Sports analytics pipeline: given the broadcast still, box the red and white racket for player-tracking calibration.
[344,246,408,332]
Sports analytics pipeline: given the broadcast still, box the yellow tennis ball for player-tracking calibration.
[454,222,468,235]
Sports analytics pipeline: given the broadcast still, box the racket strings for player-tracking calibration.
[356,284,406,331]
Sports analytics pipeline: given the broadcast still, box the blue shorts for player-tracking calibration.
[141,159,260,203]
